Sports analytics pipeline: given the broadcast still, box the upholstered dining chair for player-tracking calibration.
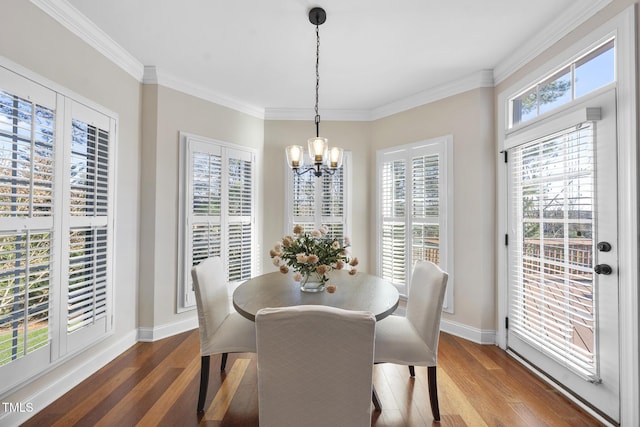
[374,260,449,421]
[255,305,376,427]
[191,257,256,413]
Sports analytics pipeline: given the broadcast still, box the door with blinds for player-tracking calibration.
[506,89,619,422]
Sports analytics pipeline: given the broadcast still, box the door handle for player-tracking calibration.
[594,264,612,275]
[597,241,612,252]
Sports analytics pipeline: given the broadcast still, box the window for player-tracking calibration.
[0,66,115,392]
[510,39,614,127]
[285,152,351,239]
[376,137,453,311]
[178,133,256,310]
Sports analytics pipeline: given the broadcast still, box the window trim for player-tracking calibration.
[177,132,257,312]
[496,6,638,425]
[505,33,617,133]
[375,136,454,313]
[0,62,117,393]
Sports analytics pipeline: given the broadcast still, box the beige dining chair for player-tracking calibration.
[374,260,449,421]
[255,305,376,427]
[191,256,257,413]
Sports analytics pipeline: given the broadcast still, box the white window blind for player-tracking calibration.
[411,154,441,268]
[179,134,256,310]
[227,152,253,282]
[377,137,453,311]
[0,88,55,367]
[0,65,116,392]
[191,149,222,266]
[67,118,111,335]
[380,159,406,286]
[286,152,350,239]
[509,123,598,380]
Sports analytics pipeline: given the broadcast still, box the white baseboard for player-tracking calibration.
[440,319,496,345]
[0,330,137,427]
[2,316,199,426]
[138,316,198,342]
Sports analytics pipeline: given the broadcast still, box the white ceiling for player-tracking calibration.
[62,0,607,118]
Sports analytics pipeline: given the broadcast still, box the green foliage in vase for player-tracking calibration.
[270,225,358,285]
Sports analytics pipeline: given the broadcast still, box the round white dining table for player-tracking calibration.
[232,270,399,321]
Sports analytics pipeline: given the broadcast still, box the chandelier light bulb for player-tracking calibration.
[327,146,344,169]
[308,137,328,163]
[286,145,305,169]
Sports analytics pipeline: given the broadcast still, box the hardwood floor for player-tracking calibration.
[23,330,603,426]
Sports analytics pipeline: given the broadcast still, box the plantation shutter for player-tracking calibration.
[411,154,441,267]
[380,158,407,287]
[290,162,316,234]
[227,149,254,282]
[180,135,257,310]
[377,138,452,308]
[508,123,598,380]
[287,152,350,239]
[0,86,56,367]
[191,147,222,265]
[320,164,345,237]
[184,142,222,307]
[1,66,118,392]
[64,101,113,350]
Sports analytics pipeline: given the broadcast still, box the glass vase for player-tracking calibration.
[300,272,326,293]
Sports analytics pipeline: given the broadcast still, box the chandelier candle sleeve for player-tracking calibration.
[308,137,328,163]
[286,145,304,168]
[327,146,344,169]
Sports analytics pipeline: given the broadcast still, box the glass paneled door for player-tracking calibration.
[506,89,619,423]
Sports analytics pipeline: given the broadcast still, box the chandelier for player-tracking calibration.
[285,7,344,177]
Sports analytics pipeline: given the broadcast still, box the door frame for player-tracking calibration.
[496,6,638,426]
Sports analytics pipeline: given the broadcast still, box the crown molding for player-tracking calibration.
[33,0,608,121]
[266,70,495,121]
[30,0,144,81]
[369,69,495,121]
[143,66,265,119]
[264,107,372,121]
[493,0,612,85]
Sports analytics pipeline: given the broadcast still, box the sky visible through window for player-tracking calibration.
[512,40,614,126]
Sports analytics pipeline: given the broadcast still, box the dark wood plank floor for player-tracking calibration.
[23,330,603,426]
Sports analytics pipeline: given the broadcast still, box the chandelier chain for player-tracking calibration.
[315,23,320,136]
[284,7,342,178]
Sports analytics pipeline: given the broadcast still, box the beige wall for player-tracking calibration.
[0,0,141,406]
[3,0,638,419]
[140,85,264,327]
[372,88,496,330]
[262,88,496,331]
[263,120,371,273]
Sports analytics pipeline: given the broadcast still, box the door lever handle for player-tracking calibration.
[594,264,612,275]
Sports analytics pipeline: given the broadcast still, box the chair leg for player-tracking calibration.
[428,366,440,422]
[197,355,210,413]
[409,365,415,377]
[372,385,382,411]
[220,353,228,371]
